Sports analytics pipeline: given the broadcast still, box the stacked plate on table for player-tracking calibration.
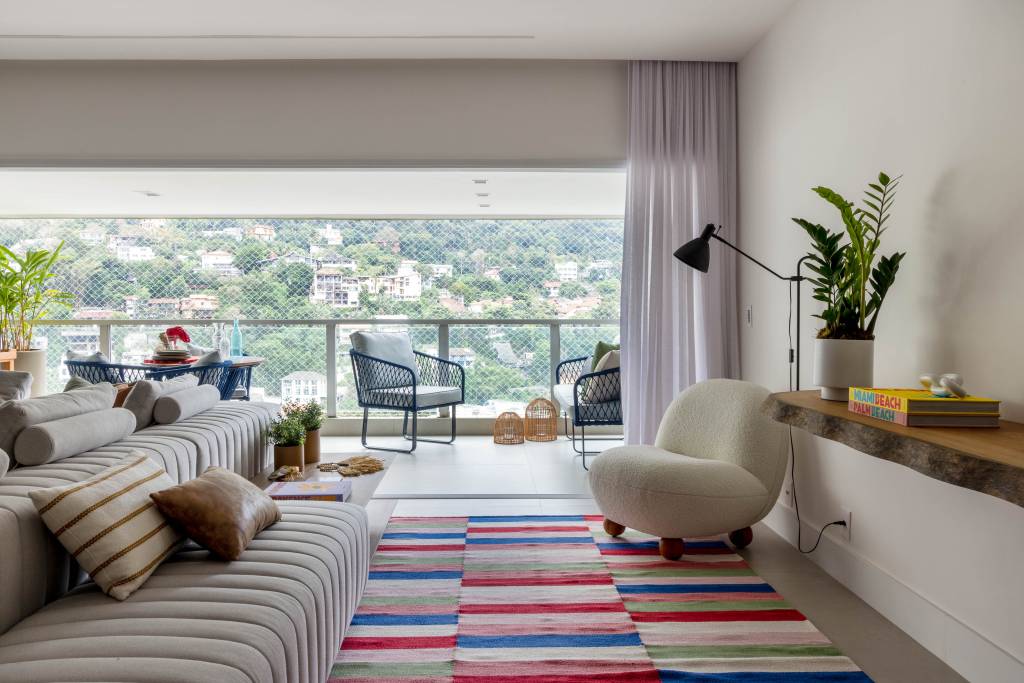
[152,349,190,362]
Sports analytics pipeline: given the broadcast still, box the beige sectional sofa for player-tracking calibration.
[0,397,369,683]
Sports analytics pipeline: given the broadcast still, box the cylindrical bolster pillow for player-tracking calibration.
[14,408,137,466]
[153,385,221,425]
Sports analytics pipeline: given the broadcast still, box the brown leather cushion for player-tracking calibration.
[113,383,133,408]
[149,466,281,560]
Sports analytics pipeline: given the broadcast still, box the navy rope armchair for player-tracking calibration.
[554,355,623,469]
[350,347,465,454]
[65,359,241,400]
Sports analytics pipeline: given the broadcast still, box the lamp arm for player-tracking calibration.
[710,233,801,282]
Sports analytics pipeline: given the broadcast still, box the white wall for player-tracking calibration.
[0,60,626,167]
[738,1,1024,681]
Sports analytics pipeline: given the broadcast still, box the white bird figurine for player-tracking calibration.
[919,373,967,398]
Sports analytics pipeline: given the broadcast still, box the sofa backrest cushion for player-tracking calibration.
[0,448,8,478]
[123,375,199,431]
[0,371,33,401]
[153,385,221,425]
[350,331,418,382]
[13,408,137,466]
[0,382,116,454]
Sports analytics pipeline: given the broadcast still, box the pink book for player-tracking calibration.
[266,480,352,502]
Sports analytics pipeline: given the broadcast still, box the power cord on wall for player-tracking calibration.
[787,282,846,553]
[789,426,847,554]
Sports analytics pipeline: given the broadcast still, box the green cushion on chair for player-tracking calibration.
[591,341,620,371]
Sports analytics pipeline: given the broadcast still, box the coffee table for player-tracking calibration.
[253,451,394,508]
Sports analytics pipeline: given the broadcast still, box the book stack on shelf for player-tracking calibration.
[848,387,1000,428]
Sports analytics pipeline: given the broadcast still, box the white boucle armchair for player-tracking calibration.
[588,379,788,559]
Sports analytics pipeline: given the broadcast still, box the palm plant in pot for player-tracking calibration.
[285,400,325,464]
[0,242,73,397]
[269,414,307,468]
[793,172,905,400]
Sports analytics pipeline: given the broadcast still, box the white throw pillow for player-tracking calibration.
[28,453,182,600]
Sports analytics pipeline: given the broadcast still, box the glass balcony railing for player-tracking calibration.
[35,317,619,417]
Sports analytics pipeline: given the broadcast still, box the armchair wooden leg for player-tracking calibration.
[659,538,685,561]
[603,518,625,537]
[728,527,753,549]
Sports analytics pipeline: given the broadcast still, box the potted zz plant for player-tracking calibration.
[0,242,73,397]
[793,172,906,400]
[285,400,325,464]
[269,414,307,468]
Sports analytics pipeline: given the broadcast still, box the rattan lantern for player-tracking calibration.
[493,411,525,445]
[525,398,558,442]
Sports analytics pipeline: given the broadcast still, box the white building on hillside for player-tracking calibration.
[114,244,155,262]
[199,250,241,277]
[311,268,361,308]
[555,260,579,282]
[280,371,327,404]
[316,225,344,246]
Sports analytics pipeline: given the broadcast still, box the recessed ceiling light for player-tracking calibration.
[475,192,490,197]
[135,190,161,197]
[478,203,491,208]
[472,179,488,184]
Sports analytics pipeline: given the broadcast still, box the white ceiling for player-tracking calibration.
[0,169,626,218]
[0,0,795,60]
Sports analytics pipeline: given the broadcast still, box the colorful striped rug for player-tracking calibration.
[333,515,871,682]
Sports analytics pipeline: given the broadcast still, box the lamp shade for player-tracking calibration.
[673,224,717,273]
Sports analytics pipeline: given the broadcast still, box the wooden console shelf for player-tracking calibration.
[765,390,1024,509]
[0,350,15,371]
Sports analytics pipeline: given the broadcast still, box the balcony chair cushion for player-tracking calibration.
[0,382,116,454]
[13,408,137,466]
[367,384,462,409]
[124,375,199,431]
[0,371,33,401]
[350,331,419,381]
[581,350,620,402]
[153,385,222,425]
[552,382,621,423]
[27,453,183,601]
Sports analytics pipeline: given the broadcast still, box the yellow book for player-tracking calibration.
[848,387,1000,415]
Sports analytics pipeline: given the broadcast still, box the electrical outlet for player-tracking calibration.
[839,508,852,542]
[745,305,753,327]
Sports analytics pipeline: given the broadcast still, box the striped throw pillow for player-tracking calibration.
[29,453,183,600]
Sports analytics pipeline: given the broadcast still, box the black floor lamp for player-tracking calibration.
[674,224,810,390]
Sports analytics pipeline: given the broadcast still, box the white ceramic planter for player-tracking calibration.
[813,338,874,401]
[13,348,48,397]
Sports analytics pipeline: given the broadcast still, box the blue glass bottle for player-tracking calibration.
[230,319,243,357]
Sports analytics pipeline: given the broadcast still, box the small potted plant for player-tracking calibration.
[0,242,73,396]
[285,400,325,464]
[793,172,906,400]
[269,414,306,468]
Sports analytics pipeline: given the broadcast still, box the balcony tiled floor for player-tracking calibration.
[321,434,598,500]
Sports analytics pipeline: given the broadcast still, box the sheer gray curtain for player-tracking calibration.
[621,61,739,444]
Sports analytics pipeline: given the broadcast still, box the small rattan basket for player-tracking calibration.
[525,398,558,442]
[493,411,525,445]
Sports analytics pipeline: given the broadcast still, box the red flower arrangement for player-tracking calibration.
[165,326,191,343]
